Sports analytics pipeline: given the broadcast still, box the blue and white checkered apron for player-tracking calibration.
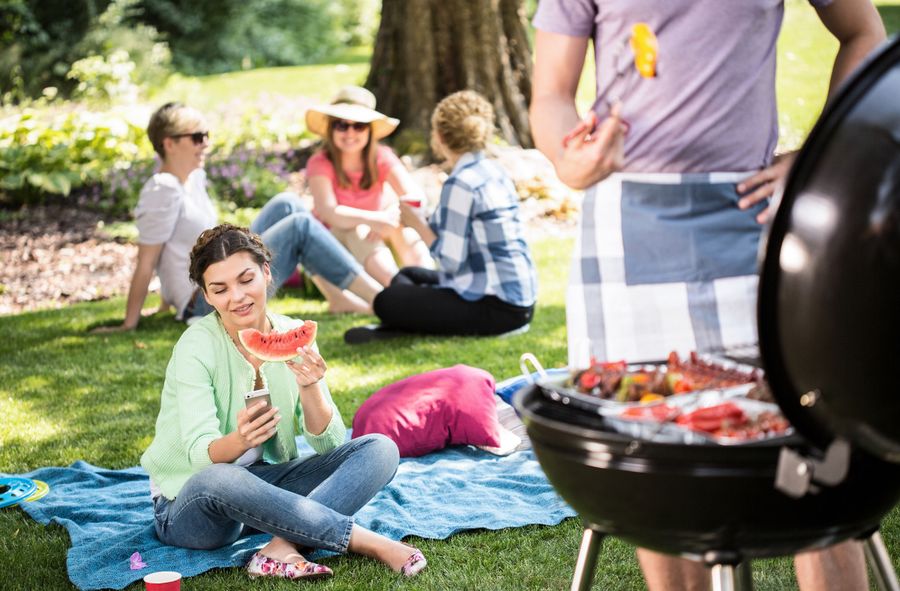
[566,172,767,368]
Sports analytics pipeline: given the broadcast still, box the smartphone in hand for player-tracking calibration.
[244,388,274,422]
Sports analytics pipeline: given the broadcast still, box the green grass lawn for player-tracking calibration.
[0,236,606,591]
[4,3,900,590]
[156,47,372,111]
[4,234,900,591]
[775,0,900,148]
[773,0,900,149]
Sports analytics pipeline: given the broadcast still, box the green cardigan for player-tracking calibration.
[140,312,346,500]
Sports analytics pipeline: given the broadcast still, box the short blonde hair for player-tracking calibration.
[147,102,206,158]
[431,90,494,155]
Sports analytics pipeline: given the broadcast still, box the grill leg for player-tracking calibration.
[710,564,738,591]
[571,527,604,591]
[735,561,754,590]
[865,531,900,591]
[709,562,754,591]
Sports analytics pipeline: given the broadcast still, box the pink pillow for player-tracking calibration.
[352,365,499,457]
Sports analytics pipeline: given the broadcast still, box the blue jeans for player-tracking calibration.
[251,192,362,290]
[152,434,399,552]
[184,192,363,321]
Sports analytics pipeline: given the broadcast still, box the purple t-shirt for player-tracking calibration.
[533,0,833,173]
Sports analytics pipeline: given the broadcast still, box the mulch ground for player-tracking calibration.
[0,206,137,315]
[0,206,573,317]
[0,152,577,316]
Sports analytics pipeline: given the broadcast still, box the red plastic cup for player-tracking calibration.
[144,571,181,591]
[400,196,423,209]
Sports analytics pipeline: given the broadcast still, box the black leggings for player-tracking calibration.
[373,267,534,335]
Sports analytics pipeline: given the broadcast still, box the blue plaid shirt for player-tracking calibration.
[428,151,537,306]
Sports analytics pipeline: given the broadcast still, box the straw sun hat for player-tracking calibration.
[305,86,399,141]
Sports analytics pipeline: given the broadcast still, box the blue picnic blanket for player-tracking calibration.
[9,430,575,590]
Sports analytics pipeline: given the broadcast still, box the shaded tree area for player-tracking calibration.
[367,0,533,149]
[137,0,368,75]
[0,0,376,100]
[0,0,114,98]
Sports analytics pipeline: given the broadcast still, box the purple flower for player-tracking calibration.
[129,552,148,570]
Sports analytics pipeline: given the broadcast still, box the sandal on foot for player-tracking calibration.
[399,545,427,577]
[246,552,333,580]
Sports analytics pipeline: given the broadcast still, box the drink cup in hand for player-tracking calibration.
[400,195,423,209]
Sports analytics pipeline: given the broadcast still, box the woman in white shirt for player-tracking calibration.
[94,102,382,333]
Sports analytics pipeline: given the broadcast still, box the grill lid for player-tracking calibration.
[758,35,900,462]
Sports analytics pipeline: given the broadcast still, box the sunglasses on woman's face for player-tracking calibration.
[170,131,210,145]
[332,120,369,132]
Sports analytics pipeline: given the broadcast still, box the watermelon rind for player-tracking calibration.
[237,321,318,362]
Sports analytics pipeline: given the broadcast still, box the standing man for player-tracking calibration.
[529,0,886,589]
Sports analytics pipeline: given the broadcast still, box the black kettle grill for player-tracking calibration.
[514,36,900,591]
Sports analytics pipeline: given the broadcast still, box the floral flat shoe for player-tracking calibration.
[246,551,333,580]
[399,545,427,577]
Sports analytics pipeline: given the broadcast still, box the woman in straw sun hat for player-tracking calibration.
[305,86,432,287]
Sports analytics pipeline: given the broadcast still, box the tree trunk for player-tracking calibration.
[366,0,533,151]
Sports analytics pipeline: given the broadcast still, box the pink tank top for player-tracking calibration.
[306,144,401,212]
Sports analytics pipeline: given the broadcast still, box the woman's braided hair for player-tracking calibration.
[431,90,494,154]
[189,224,271,290]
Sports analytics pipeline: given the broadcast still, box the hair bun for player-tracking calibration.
[431,90,494,154]
[462,115,488,139]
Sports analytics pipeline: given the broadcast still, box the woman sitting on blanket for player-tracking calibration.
[93,102,381,333]
[140,224,426,580]
[305,86,432,287]
[344,90,537,344]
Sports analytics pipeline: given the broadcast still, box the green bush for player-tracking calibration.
[0,104,152,210]
[206,145,290,208]
[76,0,172,96]
[1,0,170,102]
[199,97,315,207]
[79,156,158,213]
[0,95,317,214]
[138,0,369,75]
[335,0,380,47]
[2,0,373,98]
[0,0,105,100]
[68,50,140,105]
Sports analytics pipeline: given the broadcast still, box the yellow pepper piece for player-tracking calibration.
[630,23,658,78]
[631,373,650,384]
[640,393,665,404]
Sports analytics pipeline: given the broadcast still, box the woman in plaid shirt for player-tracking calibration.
[344,91,537,344]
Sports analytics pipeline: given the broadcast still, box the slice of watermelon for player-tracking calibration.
[238,320,318,362]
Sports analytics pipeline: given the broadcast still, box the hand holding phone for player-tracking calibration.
[238,388,280,447]
[244,388,274,421]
